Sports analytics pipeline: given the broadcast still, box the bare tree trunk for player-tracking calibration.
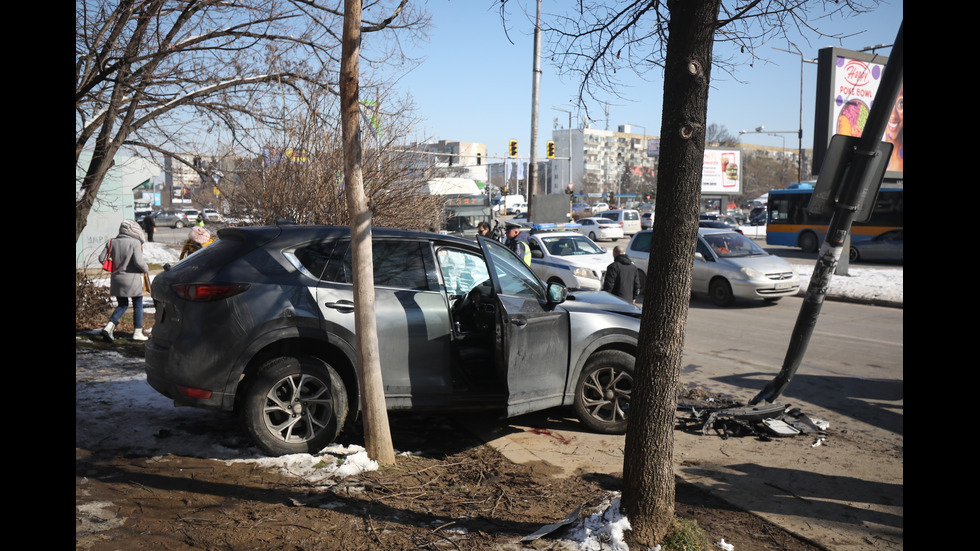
[620,0,721,545]
[341,0,396,466]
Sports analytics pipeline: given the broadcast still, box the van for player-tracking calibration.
[596,209,641,235]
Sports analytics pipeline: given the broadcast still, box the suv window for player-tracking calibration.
[623,211,639,221]
[298,239,432,291]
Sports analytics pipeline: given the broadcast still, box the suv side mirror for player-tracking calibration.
[546,282,568,305]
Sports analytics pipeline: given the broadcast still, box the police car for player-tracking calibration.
[525,224,614,291]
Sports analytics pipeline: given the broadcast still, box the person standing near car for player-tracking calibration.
[100,219,151,342]
[179,225,215,260]
[141,212,156,242]
[504,222,531,265]
[603,246,640,304]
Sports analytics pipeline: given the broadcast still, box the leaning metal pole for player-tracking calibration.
[749,21,904,406]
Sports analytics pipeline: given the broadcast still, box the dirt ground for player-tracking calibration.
[76,318,823,551]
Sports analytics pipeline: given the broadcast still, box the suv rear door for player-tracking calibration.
[479,237,569,416]
[307,237,454,409]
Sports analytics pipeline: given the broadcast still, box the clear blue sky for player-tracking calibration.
[396,0,903,160]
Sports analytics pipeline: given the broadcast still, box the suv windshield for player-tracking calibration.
[540,235,603,256]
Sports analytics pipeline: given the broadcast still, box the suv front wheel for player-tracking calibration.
[241,355,349,456]
[573,350,634,434]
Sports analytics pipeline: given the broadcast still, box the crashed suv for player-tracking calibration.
[146,226,641,456]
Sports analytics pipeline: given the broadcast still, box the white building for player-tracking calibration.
[550,124,658,197]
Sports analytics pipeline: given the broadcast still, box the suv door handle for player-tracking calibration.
[510,318,527,327]
[324,300,355,313]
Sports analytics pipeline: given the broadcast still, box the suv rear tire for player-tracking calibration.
[241,355,349,456]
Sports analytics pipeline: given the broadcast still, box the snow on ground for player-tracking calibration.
[79,236,901,550]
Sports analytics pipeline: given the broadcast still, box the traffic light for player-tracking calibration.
[509,139,518,157]
[547,141,555,159]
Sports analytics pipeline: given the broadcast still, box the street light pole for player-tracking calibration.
[773,44,817,183]
[740,127,802,182]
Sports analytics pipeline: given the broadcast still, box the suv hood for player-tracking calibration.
[562,290,642,318]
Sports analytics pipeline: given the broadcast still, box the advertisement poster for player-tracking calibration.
[701,149,741,194]
[814,47,903,177]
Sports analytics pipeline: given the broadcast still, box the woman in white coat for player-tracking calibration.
[99,219,150,342]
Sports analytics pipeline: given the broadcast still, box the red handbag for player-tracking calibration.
[101,240,113,272]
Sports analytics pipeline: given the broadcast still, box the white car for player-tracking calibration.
[526,230,613,291]
[591,202,609,215]
[576,217,624,242]
[596,209,641,235]
[202,208,222,223]
[626,228,799,306]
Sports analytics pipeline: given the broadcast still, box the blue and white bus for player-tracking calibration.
[765,186,903,252]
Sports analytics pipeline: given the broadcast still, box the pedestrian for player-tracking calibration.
[179,225,214,260]
[602,246,641,304]
[504,222,531,265]
[99,219,151,342]
[141,212,156,242]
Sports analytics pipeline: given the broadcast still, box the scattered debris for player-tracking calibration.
[716,538,736,550]
[682,397,830,442]
[521,503,583,542]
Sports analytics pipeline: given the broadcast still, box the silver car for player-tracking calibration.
[146,226,641,456]
[626,228,800,306]
[849,229,902,263]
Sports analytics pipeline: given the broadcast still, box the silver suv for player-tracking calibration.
[146,226,641,456]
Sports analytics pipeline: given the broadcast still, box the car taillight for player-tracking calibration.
[177,385,213,399]
[172,283,250,301]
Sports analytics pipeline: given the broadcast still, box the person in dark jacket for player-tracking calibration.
[603,246,640,304]
[141,212,156,242]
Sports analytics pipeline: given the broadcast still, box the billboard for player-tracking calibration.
[701,149,741,194]
[813,47,903,178]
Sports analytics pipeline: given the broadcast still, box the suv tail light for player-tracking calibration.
[172,283,250,301]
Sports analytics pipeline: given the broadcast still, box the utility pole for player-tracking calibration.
[527,0,542,220]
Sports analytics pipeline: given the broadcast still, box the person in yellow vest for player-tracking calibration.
[504,223,531,266]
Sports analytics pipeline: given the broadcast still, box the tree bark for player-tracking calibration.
[620,0,721,545]
[340,0,396,466]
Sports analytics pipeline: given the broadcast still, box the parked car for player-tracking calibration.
[849,229,903,263]
[154,208,192,228]
[749,207,767,226]
[640,212,654,230]
[699,220,743,235]
[526,229,614,291]
[135,209,152,223]
[202,208,222,223]
[626,228,800,306]
[146,226,641,456]
[576,217,624,242]
[571,202,591,213]
[591,202,609,215]
[509,202,528,215]
[596,209,641,235]
[183,209,202,223]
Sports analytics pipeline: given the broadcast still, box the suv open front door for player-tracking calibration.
[478,237,570,416]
